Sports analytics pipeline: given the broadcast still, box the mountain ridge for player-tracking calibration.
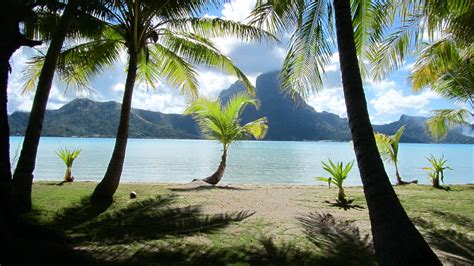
[8,72,474,144]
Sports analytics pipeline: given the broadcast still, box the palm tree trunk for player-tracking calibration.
[394,161,417,185]
[433,172,440,188]
[0,2,41,221]
[91,50,138,203]
[394,161,402,185]
[63,167,73,182]
[0,58,12,194]
[333,0,440,264]
[202,146,227,185]
[337,186,346,203]
[11,0,79,213]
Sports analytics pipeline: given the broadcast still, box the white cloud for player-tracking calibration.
[221,0,256,23]
[370,89,440,115]
[112,83,125,92]
[197,71,237,97]
[307,87,347,117]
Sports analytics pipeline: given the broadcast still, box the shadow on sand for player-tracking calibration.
[323,200,365,211]
[111,212,375,266]
[413,217,473,264]
[169,185,249,192]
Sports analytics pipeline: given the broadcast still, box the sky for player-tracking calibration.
[6,0,463,125]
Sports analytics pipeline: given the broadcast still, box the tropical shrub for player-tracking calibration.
[57,148,81,182]
[316,159,354,204]
[422,155,453,188]
[374,126,417,185]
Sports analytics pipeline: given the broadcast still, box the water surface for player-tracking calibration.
[10,137,473,185]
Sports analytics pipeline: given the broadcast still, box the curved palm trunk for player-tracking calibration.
[394,163,402,184]
[333,0,440,264]
[11,0,79,212]
[91,51,138,202]
[394,161,417,185]
[202,147,227,185]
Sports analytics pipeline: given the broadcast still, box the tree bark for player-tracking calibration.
[333,0,440,264]
[0,1,41,218]
[63,167,73,182]
[0,56,12,197]
[11,0,79,212]
[202,147,227,185]
[337,186,346,203]
[91,50,138,203]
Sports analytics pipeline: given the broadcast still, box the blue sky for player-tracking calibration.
[7,0,461,125]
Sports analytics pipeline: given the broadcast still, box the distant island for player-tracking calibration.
[9,71,474,144]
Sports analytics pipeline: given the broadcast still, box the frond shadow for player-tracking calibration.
[52,196,112,230]
[115,212,375,265]
[323,200,365,210]
[298,212,376,265]
[430,210,474,228]
[71,195,254,244]
[413,218,474,264]
[117,238,319,266]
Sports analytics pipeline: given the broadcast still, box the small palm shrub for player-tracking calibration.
[422,154,453,188]
[57,148,81,182]
[316,159,354,204]
[374,126,417,185]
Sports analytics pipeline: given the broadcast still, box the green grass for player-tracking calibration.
[27,182,474,265]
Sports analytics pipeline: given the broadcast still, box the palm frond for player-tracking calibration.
[426,109,471,141]
[249,0,304,34]
[279,0,334,99]
[157,30,255,95]
[241,117,268,140]
[57,147,81,167]
[164,17,278,43]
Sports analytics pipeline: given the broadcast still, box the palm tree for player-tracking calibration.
[422,155,453,189]
[56,147,81,183]
[316,159,354,203]
[251,0,440,263]
[375,126,417,185]
[185,93,268,185]
[11,0,109,212]
[370,1,473,141]
[41,1,274,202]
[0,0,41,209]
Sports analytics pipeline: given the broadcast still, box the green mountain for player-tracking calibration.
[9,71,474,143]
[9,98,200,139]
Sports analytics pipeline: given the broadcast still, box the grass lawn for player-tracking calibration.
[26,181,474,265]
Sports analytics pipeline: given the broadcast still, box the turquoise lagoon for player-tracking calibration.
[9,137,473,185]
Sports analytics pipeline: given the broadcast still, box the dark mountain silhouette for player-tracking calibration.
[9,71,474,143]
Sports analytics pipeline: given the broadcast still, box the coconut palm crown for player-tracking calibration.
[185,92,268,185]
[369,0,473,141]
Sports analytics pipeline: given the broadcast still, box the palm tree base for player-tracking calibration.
[396,179,418,185]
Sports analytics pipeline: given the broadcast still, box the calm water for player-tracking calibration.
[9,137,474,185]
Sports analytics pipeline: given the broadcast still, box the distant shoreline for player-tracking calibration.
[10,135,474,144]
